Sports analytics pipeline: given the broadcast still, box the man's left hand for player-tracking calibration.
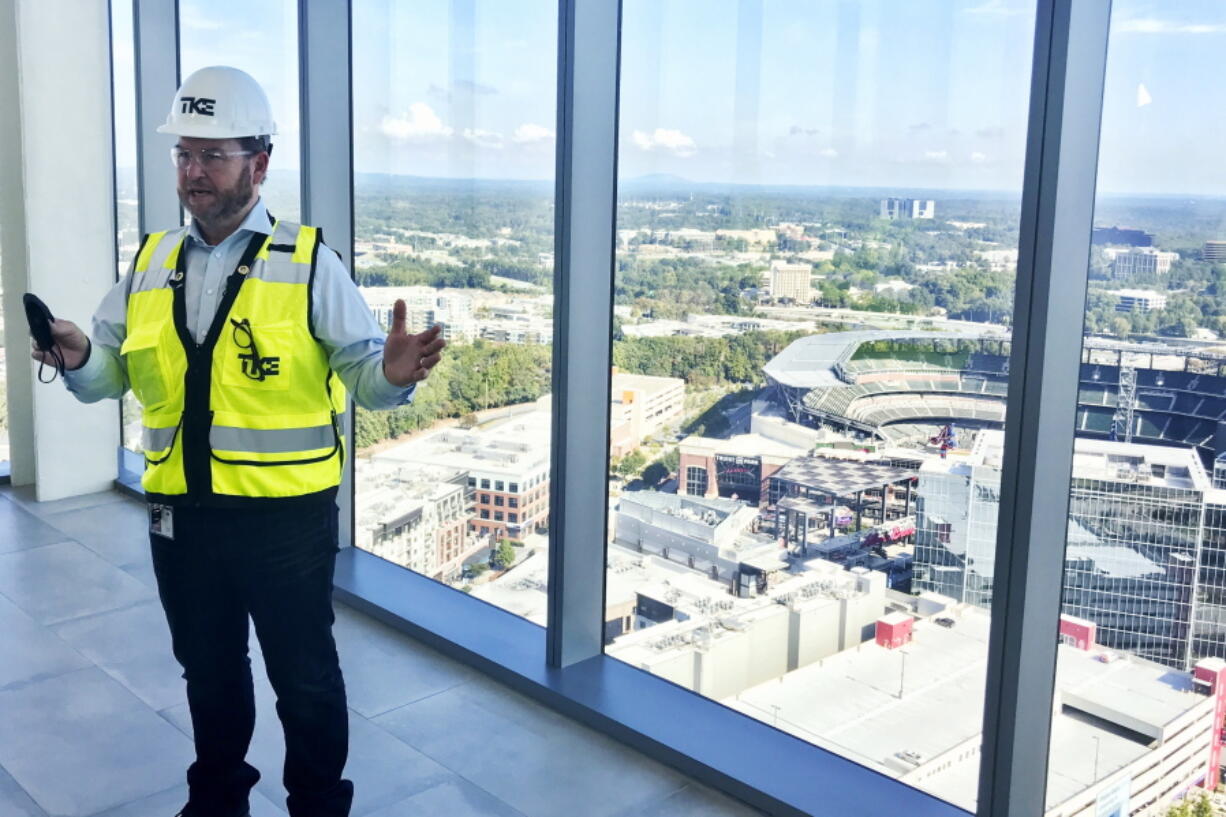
[383,299,447,387]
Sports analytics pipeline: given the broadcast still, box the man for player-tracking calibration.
[31,66,444,817]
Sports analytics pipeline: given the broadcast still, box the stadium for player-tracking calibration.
[763,330,1226,462]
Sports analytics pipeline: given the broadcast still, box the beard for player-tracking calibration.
[178,163,255,229]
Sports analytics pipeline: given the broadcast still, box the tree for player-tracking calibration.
[491,541,516,570]
[616,449,648,477]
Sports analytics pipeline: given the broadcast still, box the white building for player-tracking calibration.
[769,261,813,303]
[881,198,936,219]
[609,370,685,457]
[360,285,478,341]
[1109,247,1178,279]
[1114,288,1168,313]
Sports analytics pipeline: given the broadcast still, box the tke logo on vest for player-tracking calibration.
[238,351,280,382]
[179,96,216,116]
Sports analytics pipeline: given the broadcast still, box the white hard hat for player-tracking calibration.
[156,66,277,139]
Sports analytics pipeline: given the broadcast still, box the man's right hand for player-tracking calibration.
[30,319,90,371]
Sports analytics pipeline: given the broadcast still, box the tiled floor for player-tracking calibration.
[0,485,765,817]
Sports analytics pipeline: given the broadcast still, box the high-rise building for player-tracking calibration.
[769,261,813,302]
[914,432,1226,669]
[880,198,936,219]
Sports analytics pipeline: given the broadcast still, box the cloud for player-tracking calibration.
[1116,18,1226,35]
[512,123,555,144]
[631,128,697,157]
[971,152,987,163]
[789,125,821,137]
[180,8,224,30]
[455,79,499,96]
[381,104,453,141]
[966,0,1027,17]
[819,147,839,158]
[924,150,950,161]
[463,128,504,149]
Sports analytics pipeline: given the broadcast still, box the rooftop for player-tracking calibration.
[725,605,1211,813]
[372,400,553,479]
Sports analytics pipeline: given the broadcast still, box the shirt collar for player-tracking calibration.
[188,198,274,248]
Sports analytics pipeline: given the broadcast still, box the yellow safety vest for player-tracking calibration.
[122,218,347,506]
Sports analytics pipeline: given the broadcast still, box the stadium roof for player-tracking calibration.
[763,330,1003,390]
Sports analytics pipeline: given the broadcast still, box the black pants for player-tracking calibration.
[150,500,354,817]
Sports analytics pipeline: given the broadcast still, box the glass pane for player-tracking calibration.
[606,1,1036,810]
[179,0,301,222]
[1047,3,1226,814]
[351,1,557,616]
[111,0,142,458]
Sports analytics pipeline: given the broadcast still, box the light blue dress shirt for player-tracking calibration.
[64,198,416,410]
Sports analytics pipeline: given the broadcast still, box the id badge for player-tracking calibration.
[150,503,175,540]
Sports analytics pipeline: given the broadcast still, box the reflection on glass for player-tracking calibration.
[605,1,1036,810]
[1044,3,1226,814]
[351,1,557,617]
[178,0,301,222]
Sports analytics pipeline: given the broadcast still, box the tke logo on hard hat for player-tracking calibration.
[179,96,216,116]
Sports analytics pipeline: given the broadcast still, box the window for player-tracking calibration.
[605,1,1035,811]
[509,482,519,493]
[509,497,519,508]
[509,512,517,523]
[494,511,504,522]
[1044,5,1226,812]
[494,495,504,506]
[351,0,556,614]
[468,476,476,487]
[684,466,708,498]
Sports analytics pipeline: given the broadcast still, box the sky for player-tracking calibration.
[111,0,1226,196]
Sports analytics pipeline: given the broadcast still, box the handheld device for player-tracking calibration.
[23,293,65,382]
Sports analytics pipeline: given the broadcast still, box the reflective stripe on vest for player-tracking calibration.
[124,219,347,502]
[210,423,336,454]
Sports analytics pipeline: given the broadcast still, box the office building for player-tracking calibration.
[1092,226,1154,247]
[609,370,686,458]
[914,432,1226,669]
[1109,247,1178,278]
[1203,240,1226,262]
[1114,288,1168,313]
[881,198,936,219]
[769,261,813,302]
